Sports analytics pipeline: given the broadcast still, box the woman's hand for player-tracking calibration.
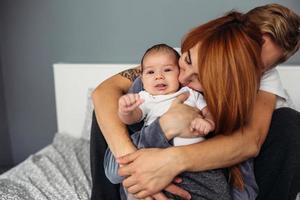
[140,182,191,200]
[117,148,190,199]
[160,93,202,140]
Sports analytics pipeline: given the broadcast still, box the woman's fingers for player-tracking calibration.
[118,148,180,197]
[160,93,202,138]
[118,164,133,177]
[142,196,154,200]
[164,184,191,200]
[153,192,169,200]
[134,190,151,199]
[122,175,137,188]
[128,184,142,194]
[171,92,190,105]
[136,193,168,200]
[117,151,141,165]
[127,182,190,199]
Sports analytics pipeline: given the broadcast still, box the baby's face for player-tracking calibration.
[142,52,180,95]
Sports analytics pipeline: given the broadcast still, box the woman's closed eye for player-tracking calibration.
[185,50,192,65]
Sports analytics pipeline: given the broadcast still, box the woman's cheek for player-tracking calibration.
[178,72,188,85]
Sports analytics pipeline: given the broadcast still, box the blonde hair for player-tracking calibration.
[182,11,263,190]
[246,3,300,63]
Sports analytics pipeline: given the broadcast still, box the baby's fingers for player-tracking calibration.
[119,96,128,107]
[134,94,144,106]
[203,124,213,135]
[123,100,143,111]
[130,98,144,109]
[190,125,205,136]
[124,94,136,105]
[127,94,138,104]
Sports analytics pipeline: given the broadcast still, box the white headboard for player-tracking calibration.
[53,63,138,138]
[53,64,300,138]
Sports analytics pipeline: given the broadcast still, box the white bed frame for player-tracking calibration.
[53,63,300,138]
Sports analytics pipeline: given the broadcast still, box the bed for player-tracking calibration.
[0,63,299,200]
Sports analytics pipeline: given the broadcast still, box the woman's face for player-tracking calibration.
[178,44,203,92]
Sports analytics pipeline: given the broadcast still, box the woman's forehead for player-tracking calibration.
[188,45,199,61]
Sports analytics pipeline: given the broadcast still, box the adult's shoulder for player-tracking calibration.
[260,68,282,91]
[260,67,291,107]
[261,68,280,81]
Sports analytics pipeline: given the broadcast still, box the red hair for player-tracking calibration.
[182,11,263,190]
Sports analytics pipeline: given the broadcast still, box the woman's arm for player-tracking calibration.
[118,90,276,198]
[103,121,173,184]
[177,90,276,171]
[92,67,141,157]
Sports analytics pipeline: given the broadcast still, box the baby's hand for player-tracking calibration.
[190,117,214,136]
[118,94,144,114]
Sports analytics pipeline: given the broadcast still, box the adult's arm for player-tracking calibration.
[103,123,172,184]
[175,90,276,171]
[118,90,276,198]
[92,67,141,157]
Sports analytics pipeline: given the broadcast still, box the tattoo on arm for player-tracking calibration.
[119,67,142,82]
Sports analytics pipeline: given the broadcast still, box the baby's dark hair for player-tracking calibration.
[141,44,180,71]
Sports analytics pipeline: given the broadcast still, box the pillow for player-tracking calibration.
[81,88,94,141]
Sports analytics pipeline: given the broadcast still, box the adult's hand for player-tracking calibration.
[149,179,191,200]
[131,178,191,200]
[142,183,191,200]
[140,183,191,200]
[117,148,189,199]
[163,182,191,200]
[160,92,202,140]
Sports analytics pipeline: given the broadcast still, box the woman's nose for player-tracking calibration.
[179,74,189,85]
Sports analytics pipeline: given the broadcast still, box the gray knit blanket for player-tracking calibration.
[0,133,91,200]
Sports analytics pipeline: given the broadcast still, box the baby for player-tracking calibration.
[119,44,215,145]
[104,44,231,200]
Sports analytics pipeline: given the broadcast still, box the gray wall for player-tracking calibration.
[1,0,300,164]
[0,4,13,166]
[0,43,13,167]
